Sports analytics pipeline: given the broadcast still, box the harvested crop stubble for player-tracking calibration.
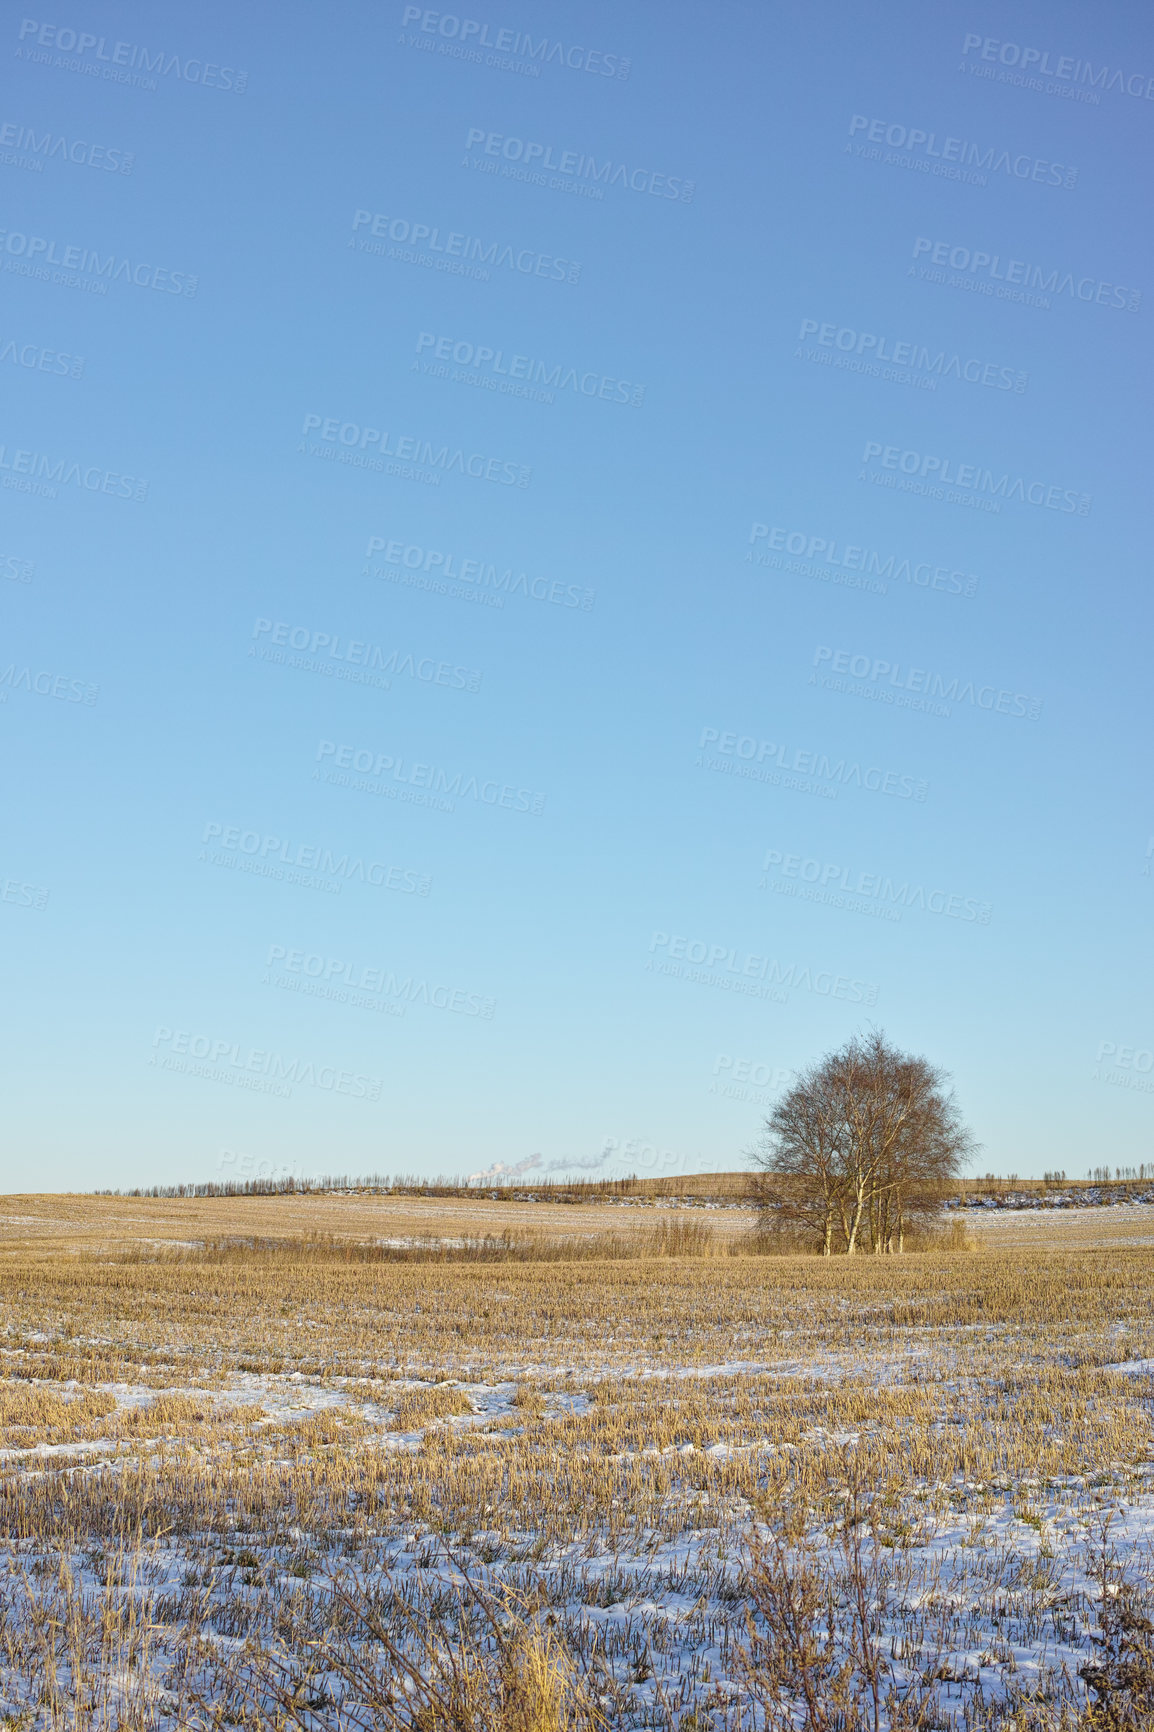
[1,1220,1153,1728]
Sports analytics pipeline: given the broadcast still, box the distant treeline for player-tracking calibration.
[98,1175,412,1199]
[93,1173,649,1200]
[93,1167,1154,1204]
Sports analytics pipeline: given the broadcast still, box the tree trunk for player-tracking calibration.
[845,1184,867,1256]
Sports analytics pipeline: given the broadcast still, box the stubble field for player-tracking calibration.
[2,1191,1153,1729]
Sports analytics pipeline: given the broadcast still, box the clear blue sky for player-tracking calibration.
[3,0,1152,1189]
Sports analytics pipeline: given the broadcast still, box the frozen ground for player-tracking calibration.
[2,1209,1154,1727]
[2,1348,1153,1728]
[964,1202,1154,1248]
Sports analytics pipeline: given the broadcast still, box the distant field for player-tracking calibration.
[0,1186,760,1258]
[2,1191,1153,1728]
[5,1181,1154,1259]
[963,1203,1154,1249]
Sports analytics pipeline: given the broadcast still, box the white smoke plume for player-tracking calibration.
[466,1154,543,1186]
[466,1148,617,1187]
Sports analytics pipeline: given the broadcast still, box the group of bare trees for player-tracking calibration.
[752,1031,976,1255]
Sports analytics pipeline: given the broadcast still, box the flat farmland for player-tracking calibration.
[1,1194,1153,1729]
[0,1188,760,1261]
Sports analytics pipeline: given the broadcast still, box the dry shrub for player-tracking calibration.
[737,1499,938,1731]
[244,1572,605,1732]
[1080,1542,1154,1730]
[503,1629,594,1732]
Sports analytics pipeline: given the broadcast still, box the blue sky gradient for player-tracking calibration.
[3,0,1152,1188]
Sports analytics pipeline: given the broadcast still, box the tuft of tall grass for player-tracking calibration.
[92,1221,722,1266]
[231,1570,607,1732]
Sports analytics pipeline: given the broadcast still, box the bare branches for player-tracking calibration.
[752,1031,977,1255]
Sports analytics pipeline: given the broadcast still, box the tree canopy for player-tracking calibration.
[751,1030,976,1255]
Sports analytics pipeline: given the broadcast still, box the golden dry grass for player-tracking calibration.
[0,1187,758,1261]
[5,1183,1153,1264]
[1,1191,1153,1728]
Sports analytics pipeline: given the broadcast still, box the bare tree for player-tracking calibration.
[752,1032,976,1255]
[750,1054,848,1255]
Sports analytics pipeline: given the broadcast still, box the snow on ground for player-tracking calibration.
[968,1201,1154,1247]
[2,1345,1153,1727]
[4,1223,1154,1727]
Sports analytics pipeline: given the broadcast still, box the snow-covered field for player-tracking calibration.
[964,1202,1154,1249]
[2,1207,1153,1728]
